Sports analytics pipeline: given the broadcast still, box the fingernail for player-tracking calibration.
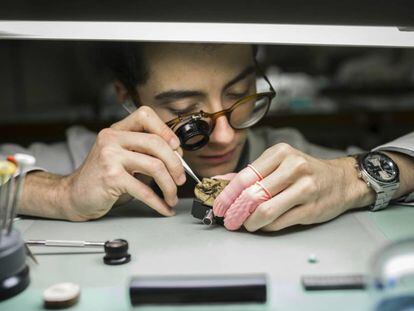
[170,196,179,206]
[213,203,225,217]
[178,174,186,185]
[176,147,184,157]
[169,137,180,150]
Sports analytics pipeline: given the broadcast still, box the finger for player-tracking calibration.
[213,165,261,217]
[251,143,294,178]
[111,106,180,150]
[223,182,271,231]
[120,172,175,217]
[101,130,186,186]
[259,154,305,196]
[261,205,308,232]
[219,154,301,231]
[176,147,184,158]
[243,184,305,232]
[216,144,297,227]
[121,150,179,207]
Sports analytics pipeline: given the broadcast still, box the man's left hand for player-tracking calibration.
[213,143,374,232]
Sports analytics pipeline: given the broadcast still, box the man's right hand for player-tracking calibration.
[58,106,186,221]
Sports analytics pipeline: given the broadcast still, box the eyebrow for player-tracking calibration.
[154,90,205,103]
[153,65,255,104]
[222,65,256,91]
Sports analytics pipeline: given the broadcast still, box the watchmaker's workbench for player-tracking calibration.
[1,199,414,311]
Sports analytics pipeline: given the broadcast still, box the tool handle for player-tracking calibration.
[26,239,105,247]
[45,240,87,247]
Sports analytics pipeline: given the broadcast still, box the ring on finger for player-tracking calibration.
[255,181,272,200]
[247,164,264,180]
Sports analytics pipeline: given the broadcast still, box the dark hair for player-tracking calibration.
[100,42,149,96]
[102,42,258,97]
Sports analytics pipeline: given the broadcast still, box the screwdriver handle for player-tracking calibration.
[26,239,105,247]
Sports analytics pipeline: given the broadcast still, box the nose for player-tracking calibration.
[209,115,236,145]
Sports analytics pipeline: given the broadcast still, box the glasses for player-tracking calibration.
[165,68,276,151]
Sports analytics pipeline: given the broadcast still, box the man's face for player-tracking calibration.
[136,43,256,178]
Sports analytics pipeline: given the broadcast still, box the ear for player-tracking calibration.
[113,80,130,104]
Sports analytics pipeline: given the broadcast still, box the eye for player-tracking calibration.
[167,104,199,116]
[226,90,249,100]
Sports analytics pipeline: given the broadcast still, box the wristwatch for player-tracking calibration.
[356,151,400,211]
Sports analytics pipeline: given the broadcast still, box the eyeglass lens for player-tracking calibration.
[229,94,269,129]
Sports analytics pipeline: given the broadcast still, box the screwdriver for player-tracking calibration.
[26,239,105,247]
[24,240,103,265]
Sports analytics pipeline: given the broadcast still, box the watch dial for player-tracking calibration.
[363,153,398,183]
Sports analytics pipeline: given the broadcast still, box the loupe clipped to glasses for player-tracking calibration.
[174,115,211,151]
[166,92,275,151]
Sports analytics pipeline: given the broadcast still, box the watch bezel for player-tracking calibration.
[360,151,400,184]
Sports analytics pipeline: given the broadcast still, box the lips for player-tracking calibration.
[199,147,237,164]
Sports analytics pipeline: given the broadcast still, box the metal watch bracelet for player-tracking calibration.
[354,153,399,211]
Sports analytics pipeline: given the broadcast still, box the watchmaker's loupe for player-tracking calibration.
[104,239,131,265]
[175,118,210,151]
[368,237,414,311]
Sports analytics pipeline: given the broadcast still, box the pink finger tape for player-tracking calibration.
[213,167,261,218]
[224,181,272,231]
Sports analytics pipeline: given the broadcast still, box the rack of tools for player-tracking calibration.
[0,153,35,301]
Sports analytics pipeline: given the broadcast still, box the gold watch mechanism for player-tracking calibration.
[194,178,230,206]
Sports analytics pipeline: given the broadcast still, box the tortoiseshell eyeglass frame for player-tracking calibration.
[165,63,276,132]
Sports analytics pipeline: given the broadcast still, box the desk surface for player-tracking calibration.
[1,200,414,311]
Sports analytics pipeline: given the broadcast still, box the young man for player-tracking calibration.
[2,43,414,231]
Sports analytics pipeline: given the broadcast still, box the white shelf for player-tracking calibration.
[1,21,414,47]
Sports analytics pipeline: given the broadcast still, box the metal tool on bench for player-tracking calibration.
[26,239,106,247]
[26,238,131,265]
[0,154,35,301]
